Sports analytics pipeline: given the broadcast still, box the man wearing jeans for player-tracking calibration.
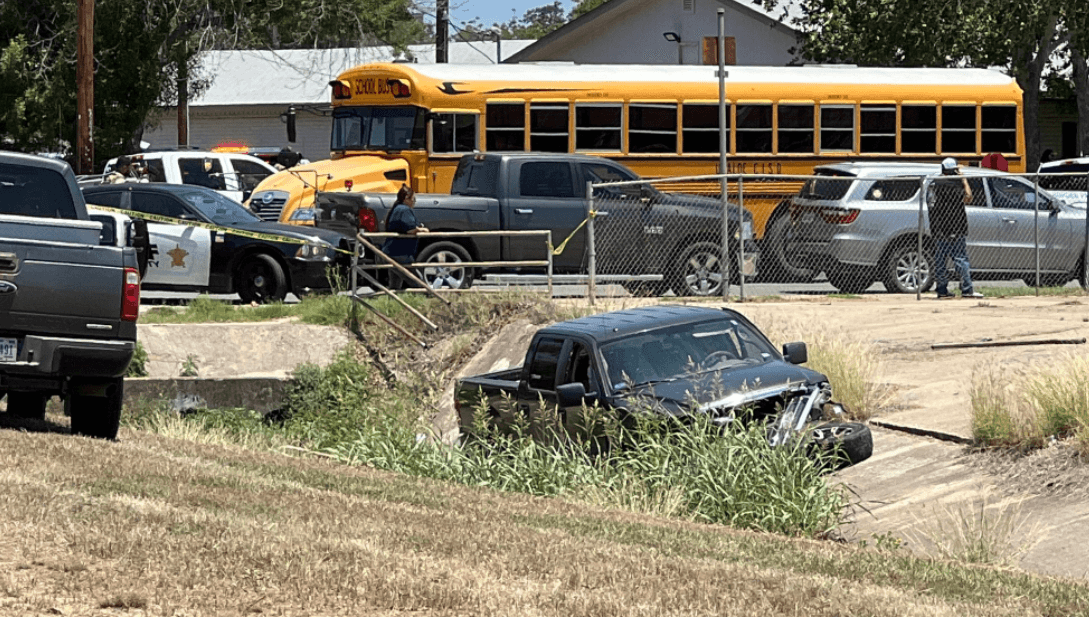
[930,158,984,299]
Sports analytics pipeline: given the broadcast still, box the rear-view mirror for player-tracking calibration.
[556,382,587,407]
[782,342,808,364]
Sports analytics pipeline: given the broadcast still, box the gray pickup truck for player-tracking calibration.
[314,153,755,296]
[0,152,140,439]
[455,305,872,466]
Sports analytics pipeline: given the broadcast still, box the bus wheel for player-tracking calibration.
[762,215,817,283]
[417,242,474,290]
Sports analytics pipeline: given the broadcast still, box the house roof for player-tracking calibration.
[189,40,535,107]
[508,0,803,64]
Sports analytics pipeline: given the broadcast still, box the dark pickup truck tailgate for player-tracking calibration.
[0,214,131,340]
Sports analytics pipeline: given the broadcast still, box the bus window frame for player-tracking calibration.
[628,101,680,156]
[940,103,978,155]
[575,102,624,153]
[980,102,1019,155]
[776,101,816,155]
[735,100,774,154]
[530,101,572,153]
[819,103,856,153]
[900,101,938,155]
[485,101,527,152]
[680,101,731,155]
[429,109,481,157]
[859,102,897,154]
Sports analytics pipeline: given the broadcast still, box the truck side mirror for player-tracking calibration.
[782,342,808,364]
[556,382,588,407]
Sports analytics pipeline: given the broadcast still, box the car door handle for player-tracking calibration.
[1001,218,1017,224]
[515,208,534,215]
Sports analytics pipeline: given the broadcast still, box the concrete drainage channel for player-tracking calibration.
[125,377,288,415]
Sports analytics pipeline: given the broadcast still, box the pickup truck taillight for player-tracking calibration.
[358,207,378,232]
[121,268,140,321]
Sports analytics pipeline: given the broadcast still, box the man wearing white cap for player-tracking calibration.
[930,157,984,299]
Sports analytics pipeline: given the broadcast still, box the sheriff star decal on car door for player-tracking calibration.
[167,244,189,268]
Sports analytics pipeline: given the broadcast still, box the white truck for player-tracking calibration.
[101,150,278,204]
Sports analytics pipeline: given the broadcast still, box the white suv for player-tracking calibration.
[102,150,277,203]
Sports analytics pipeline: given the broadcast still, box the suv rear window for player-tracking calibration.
[865,179,920,201]
[0,163,77,218]
[798,170,855,201]
[1039,163,1089,192]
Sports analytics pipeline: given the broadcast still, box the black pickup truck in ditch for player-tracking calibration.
[314,153,756,296]
[455,305,872,465]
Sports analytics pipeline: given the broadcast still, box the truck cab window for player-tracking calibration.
[519,162,575,198]
[527,337,564,390]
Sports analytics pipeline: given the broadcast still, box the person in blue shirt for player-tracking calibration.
[381,185,428,289]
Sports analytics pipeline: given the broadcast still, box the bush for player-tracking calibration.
[126,341,149,377]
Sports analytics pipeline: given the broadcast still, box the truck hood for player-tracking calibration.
[658,191,753,223]
[618,360,826,416]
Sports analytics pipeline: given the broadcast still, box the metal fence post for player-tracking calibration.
[917,176,926,302]
[1083,171,1089,290]
[587,180,596,306]
[721,174,730,301]
[1033,172,1040,296]
[547,230,554,299]
[738,176,746,301]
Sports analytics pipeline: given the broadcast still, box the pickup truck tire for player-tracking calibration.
[672,242,726,296]
[67,378,123,440]
[417,242,474,290]
[761,215,818,283]
[808,421,872,467]
[881,243,934,294]
[6,391,48,420]
[236,254,288,304]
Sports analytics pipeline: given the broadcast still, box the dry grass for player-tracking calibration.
[908,490,1040,566]
[0,426,1086,616]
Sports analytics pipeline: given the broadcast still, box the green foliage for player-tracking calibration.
[180,355,199,377]
[0,0,422,164]
[126,341,149,378]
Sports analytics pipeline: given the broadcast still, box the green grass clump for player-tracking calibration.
[125,341,149,377]
[971,357,1089,451]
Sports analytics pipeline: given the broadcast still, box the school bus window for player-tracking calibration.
[629,104,678,153]
[736,104,772,153]
[860,104,896,153]
[982,105,1017,153]
[575,104,622,151]
[433,113,478,154]
[942,105,977,153]
[901,104,936,153]
[682,104,728,153]
[777,104,814,153]
[820,105,854,152]
[486,103,525,151]
[531,104,570,152]
[331,106,426,151]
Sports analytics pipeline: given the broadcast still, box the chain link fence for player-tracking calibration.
[582,168,1088,300]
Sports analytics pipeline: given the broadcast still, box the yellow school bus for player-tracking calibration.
[249,62,1023,275]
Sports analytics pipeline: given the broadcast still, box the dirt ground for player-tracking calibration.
[138,292,1089,579]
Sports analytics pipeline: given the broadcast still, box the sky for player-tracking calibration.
[448,0,579,29]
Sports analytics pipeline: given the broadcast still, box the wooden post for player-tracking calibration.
[76,0,94,174]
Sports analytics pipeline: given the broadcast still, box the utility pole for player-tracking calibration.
[436,0,449,63]
[76,0,94,174]
[177,59,189,148]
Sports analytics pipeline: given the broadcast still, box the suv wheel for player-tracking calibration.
[826,264,875,294]
[882,243,933,294]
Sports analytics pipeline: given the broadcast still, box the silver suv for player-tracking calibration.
[790,162,1086,293]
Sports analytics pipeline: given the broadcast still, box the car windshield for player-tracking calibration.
[599,318,778,390]
[174,187,261,226]
[331,105,427,151]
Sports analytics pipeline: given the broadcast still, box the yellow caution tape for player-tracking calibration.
[87,204,354,255]
[552,211,596,256]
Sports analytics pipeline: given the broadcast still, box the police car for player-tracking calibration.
[82,183,352,303]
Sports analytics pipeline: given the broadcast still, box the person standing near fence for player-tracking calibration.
[930,158,984,299]
[381,185,428,290]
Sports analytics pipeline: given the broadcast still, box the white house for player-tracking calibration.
[142,40,535,161]
[507,0,803,66]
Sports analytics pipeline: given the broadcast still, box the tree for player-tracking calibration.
[782,0,1070,170]
[0,0,423,169]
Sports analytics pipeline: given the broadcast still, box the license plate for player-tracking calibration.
[0,338,17,362]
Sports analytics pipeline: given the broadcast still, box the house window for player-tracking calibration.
[942,105,977,153]
[433,113,478,153]
[901,104,936,153]
[820,105,854,152]
[682,104,727,153]
[629,104,677,153]
[981,105,1017,153]
[777,104,814,153]
[860,104,896,153]
[486,103,525,151]
[576,104,622,151]
[531,104,569,152]
[735,104,772,153]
